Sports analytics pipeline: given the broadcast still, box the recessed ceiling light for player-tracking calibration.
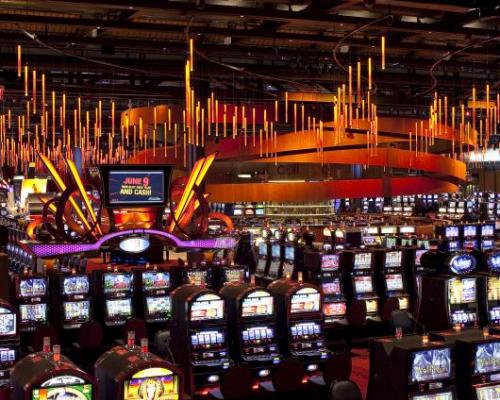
[240,15,245,18]
[237,173,252,179]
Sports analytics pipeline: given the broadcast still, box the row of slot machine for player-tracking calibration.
[9,262,248,334]
[436,222,496,253]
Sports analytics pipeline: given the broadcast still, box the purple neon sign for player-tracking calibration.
[28,229,238,258]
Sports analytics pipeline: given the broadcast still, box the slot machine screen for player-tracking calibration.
[0,308,15,336]
[474,342,500,375]
[385,274,404,291]
[282,262,294,278]
[145,297,171,316]
[123,367,180,400]
[488,277,500,301]
[354,253,372,270]
[271,245,280,259]
[103,273,133,294]
[290,287,320,314]
[285,247,294,261]
[366,226,379,235]
[190,330,225,348]
[481,224,495,237]
[386,237,397,248]
[241,326,274,343]
[475,385,500,400]
[381,226,397,235]
[233,207,243,216]
[241,290,274,317]
[187,270,207,286]
[62,275,90,296]
[0,347,16,365]
[449,278,477,304]
[323,302,346,317]
[410,392,454,400]
[267,261,280,278]
[224,268,245,283]
[321,278,342,296]
[32,384,93,400]
[142,271,170,291]
[290,322,321,338]
[354,276,373,294]
[463,225,477,237]
[255,207,265,216]
[18,278,47,298]
[63,301,90,321]
[190,294,224,321]
[321,254,339,271]
[410,347,452,383]
[256,258,267,275]
[400,226,415,234]
[365,299,378,314]
[445,226,459,238]
[105,298,132,318]
[19,304,47,324]
[398,297,409,310]
[385,251,402,268]
[258,242,267,256]
[415,250,427,267]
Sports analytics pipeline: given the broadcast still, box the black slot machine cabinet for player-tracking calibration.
[263,230,285,284]
[56,271,92,331]
[267,278,329,375]
[479,223,495,252]
[220,283,280,381]
[418,252,482,330]
[96,269,134,328]
[480,251,500,327]
[254,228,271,284]
[95,342,184,400]
[376,249,410,311]
[0,299,19,385]
[170,285,231,396]
[344,250,380,320]
[462,224,479,250]
[15,274,49,333]
[211,261,248,291]
[137,266,172,325]
[11,349,96,400]
[367,335,455,400]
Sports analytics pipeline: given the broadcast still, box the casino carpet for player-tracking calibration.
[350,348,370,398]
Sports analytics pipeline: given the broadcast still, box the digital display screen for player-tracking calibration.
[258,243,267,256]
[354,253,372,269]
[190,294,224,321]
[381,226,397,234]
[323,302,346,317]
[241,290,273,317]
[32,385,93,400]
[463,225,477,237]
[224,268,245,283]
[233,208,243,216]
[321,278,342,296]
[103,273,133,294]
[410,392,454,400]
[105,299,132,318]
[63,301,90,321]
[489,277,500,301]
[19,278,47,298]
[321,254,339,271]
[290,287,321,314]
[241,326,274,342]
[119,237,150,253]
[354,276,373,294]
[271,245,280,259]
[20,304,47,323]
[187,270,207,286]
[108,170,165,205]
[365,299,378,313]
[449,278,476,304]
[410,348,452,383]
[285,247,294,261]
[481,225,494,237]
[0,308,16,336]
[142,272,170,291]
[385,251,402,267]
[146,297,171,316]
[290,322,321,338]
[386,274,404,291]
[63,275,90,296]
[190,330,225,347]
[451,310,477,325]
[0,348,16,364]
[474,342,500,374]
[475,385,500,400]
[386,237,397,248]
[255,207,265,216]
[415,250,427,267]
[123,367,179,400]
[449,254,476,275]
[445,226,459,238]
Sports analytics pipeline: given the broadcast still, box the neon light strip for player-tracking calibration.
[28,228,237,257]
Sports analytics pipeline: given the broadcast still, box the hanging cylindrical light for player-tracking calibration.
[381,36,386,70]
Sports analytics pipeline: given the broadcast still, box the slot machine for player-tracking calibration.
[399,225,416,247]
[99,270,134,327]
[263,230,284,283]
[268,278,328,375]
[184,263,212,288]
[443,226,461,252]
[322,227,334,252]
[138,266,172,324]
[376,249,410,311]
[481,251,500,327]
[280,231,303,280]
[418,252,482,330]
[362,225,382,248]
[220,283,280,380]
[59,272,92,329]
[344,250,380,320]
[0,299,19,384]
[15,274,48,332]
[170,285,231,396]
[368,335,455,400]
[212,262,248,291]
[255,229,271,283]
[479,223,495,252]
[462,224,479,250]
[380,225,398,249]
[11,348,96,400]
[404,248,429,312]
[95,339,184,400]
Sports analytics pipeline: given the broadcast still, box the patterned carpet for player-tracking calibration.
[350,348,370,399]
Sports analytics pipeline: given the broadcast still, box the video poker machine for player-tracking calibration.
[479,223,495,252]
[137,266,172,324]
[96,269,134,327]
[0,299,19,384]
[11,349,96,400]
[15,274,49,332]
[267,279,328,375]
[375,249,410,311]
[170,285,231,395]
[367,335,455,400]
[462,224,479,250]
[418,252,482,330]
[263,230,285,284]
[95,341,183,400]
[440,226,461,253]
[220,283,280,380]
[210,261,248,291]
[255,229,271,283]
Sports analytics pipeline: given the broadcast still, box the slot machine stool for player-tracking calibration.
[308,350,352,391]
[207,364,254,400]
[259,357,305,399]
